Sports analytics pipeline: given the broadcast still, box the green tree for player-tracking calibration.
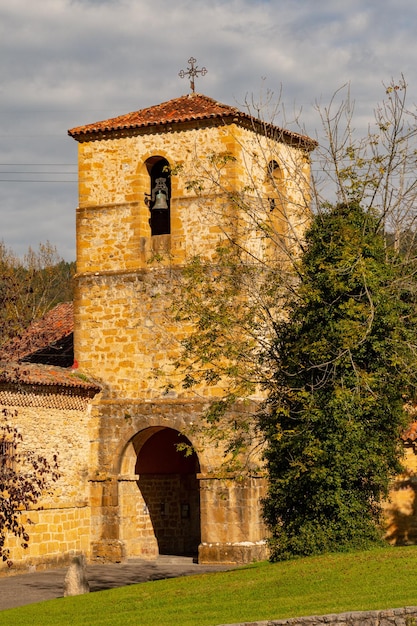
[172,242,283,473]
[260,202,417,559]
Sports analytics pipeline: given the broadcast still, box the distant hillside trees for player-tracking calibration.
[0,241,75,348]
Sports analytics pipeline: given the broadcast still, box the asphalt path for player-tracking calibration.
[0,556,234,612]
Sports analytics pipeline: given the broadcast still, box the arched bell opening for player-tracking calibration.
[266,159,284,213]
[264,159,288,258]
[144,156,171,236]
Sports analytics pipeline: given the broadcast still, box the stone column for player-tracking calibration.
[198,474,268,564]
[89,475,124,562]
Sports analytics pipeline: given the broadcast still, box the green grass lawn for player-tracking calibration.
[2,546,417,626]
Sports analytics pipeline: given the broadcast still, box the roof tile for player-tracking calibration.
[68,92,316,149]
[0,302,74,365]
[0,361,100,392]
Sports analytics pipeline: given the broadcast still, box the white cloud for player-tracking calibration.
[0,0,416,258]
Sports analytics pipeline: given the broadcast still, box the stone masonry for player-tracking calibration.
[218,606,417,625]
[0,364,100,573]
[68,93,315,565]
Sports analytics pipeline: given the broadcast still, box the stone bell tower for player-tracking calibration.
[68,88,315,564]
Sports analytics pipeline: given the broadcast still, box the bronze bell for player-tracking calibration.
[153,190,169,210]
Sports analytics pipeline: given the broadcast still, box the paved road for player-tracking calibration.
[0,556,234,612]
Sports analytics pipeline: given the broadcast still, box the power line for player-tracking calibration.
[0,164,78,182]
[0,179,77,183]
[0,171,76,175]
[0,163,77,166]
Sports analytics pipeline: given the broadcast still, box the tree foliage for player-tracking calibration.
[0,241,75,348]
[172,242,284,473]
[168,78,417,556]
[261,203,417,559]
[0,408,60,566]
[313,76,417,251]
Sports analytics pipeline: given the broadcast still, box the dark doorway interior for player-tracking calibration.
[136,428,201,556]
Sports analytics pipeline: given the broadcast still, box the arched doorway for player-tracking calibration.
[119,427,201,558]
[137,428,200,556]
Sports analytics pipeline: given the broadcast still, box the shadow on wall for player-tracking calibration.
[386,474,417,545]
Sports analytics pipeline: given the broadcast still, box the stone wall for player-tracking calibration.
[73,118,310,391]
[138,473,200,555]
[218,607,417,626]
[72,121,276,564]
[0,393,96,574]
[75,121,309,272]
[199,476,267,564]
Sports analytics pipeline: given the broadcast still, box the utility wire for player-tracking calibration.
[0,163,77,181]
[0,163,77,166]
[0,172,76,175]
[0,180,77,183]
[0,164,78,182]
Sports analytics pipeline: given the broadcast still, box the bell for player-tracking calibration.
[153,190,168,210]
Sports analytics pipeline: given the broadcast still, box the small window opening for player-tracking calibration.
[145,157,171,236]
[267,160,280,176]
[267,160,283,212]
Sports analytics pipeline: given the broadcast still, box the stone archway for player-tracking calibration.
[118,427,201,559]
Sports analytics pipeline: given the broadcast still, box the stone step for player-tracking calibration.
[127,554,197,566]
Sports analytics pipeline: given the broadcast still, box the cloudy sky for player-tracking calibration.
[1,0,416,260]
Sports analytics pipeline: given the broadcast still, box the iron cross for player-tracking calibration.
[179,57,207,93]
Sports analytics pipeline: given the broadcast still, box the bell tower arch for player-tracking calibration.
[145,156,171,236]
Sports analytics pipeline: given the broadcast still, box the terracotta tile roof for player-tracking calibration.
[0,302,74,366]
[68,92,317,149]
[0,361,101,392]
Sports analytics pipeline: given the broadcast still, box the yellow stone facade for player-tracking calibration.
[74,121,311,396]
[0,384,97,574]
[69,95,313,564]
[384,444,417,545]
